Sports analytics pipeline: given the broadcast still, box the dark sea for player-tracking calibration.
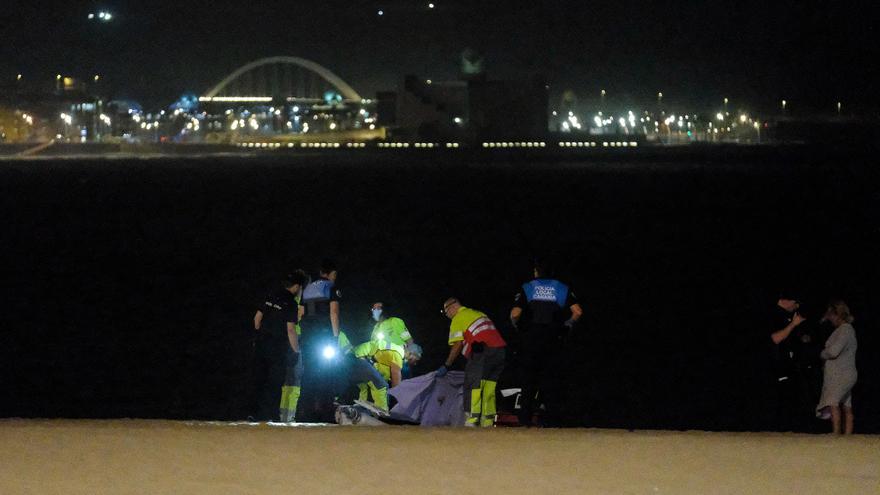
[2,147,878,432]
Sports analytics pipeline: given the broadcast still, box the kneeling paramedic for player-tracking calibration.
[368,301,418,387]
[338,332,390,412]
[438,298,507,427]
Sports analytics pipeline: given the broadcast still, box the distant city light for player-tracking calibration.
[453,117,463,124]
[739,114,747,123]
[17,74,22,80]
[428,3,435,8]
[377,10,384,16]
[90,11,113,22]
[716,112,725,121]
[94,75,100,82]
[426,79,432,84]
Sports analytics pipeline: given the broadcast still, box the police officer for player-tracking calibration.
[767,290,815,431]
[509,261,583,426]
[252,271,307,421]
[297,259,343,422]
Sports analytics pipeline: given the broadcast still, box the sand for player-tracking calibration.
[1,420,878,494]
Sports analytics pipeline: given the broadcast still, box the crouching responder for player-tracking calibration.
[338,332,390,412]
[252,271,307,422]
[369,301,417,387]
[437,297,507,427]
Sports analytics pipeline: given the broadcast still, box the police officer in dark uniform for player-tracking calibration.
[252,271,307,421]
[510,260,583,426]
[767,291,816,431]
[297,259,343,422]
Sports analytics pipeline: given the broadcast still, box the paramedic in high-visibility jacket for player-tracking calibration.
[436,297,506,427]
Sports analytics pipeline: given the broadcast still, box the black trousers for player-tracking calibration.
[296,317,339,422]
[253,335,288,421]
[518,324,562,426]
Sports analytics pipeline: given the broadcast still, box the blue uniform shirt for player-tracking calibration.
[513,278,576,326]
[301,277,341,318]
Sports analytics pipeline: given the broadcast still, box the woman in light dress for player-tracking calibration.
[816,300,858,434]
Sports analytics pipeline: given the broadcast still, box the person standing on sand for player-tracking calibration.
[816,300,858,434]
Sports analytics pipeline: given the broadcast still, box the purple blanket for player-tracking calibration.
[389,371,465,426]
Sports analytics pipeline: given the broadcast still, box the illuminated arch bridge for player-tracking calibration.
[199,56,364,104]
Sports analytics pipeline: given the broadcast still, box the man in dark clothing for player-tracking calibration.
[252,271,307,421]
[297,259,343,422]
[767,291,816,431]
[509,261,583,426]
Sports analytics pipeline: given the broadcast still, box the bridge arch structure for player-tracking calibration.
[200,56,363,103]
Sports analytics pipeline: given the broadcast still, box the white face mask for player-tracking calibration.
[371,308,383,322]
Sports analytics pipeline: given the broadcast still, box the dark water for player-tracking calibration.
[2,148,878,432]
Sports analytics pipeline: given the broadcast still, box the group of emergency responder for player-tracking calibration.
[252,259,582,427]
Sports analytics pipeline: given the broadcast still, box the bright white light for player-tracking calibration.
[593,116,602,127]
[292,106,300,113]
[329,122,337,130]
[739,114,747,123]
[88,13,95,19]
[322,346,337,359]
[428,3,435,8]
[618,117,626,128]
[426,79,432,85]
[378,10,384,15]
[716,113,725,121]
[377,332,385,340]
[561,121,570,132]
[453,117,462,124]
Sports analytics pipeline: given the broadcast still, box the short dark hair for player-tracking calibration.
[283,270,307,289]
[534,258,554,278]
[320,259,337,275]
[778,289,801,303]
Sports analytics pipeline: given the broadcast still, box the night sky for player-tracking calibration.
[2,1,878,112]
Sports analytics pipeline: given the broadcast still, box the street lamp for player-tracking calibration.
[837,101,842,115]
[781,99,787,113]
